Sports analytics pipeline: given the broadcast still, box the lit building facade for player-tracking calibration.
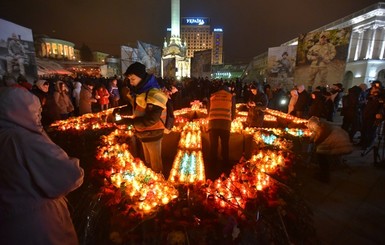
[212,28,224,65]
[245,2,385,88]
[100,56,121,78]
[93,51,109,63]
[181,17,211,57]
[180,17,224,65]
[34,36,76,60]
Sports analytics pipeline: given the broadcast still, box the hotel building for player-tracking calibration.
[180,17,224,65]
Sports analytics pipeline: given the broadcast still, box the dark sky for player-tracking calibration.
[0,0,380,63]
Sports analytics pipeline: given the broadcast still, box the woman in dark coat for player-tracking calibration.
[308,90,327,120]
[79,81,97,115]
[245,84,268,127]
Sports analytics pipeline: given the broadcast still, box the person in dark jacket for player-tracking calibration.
[341,85,362,141]
[360,81,384,151]
[330,83,344,121]
[323,91,335,122]
[308,90,327,120]
[245,84,268,127]
[294,84,311,119]
[118,62,168,173]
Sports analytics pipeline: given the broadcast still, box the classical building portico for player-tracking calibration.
[246,2,385,88]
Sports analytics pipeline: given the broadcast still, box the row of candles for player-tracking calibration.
[169,121,206,184]
[50,102,309,136]
[204,149,287,211]
[95,128,179,214]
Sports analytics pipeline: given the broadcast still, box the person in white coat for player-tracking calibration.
[0,86,84,245]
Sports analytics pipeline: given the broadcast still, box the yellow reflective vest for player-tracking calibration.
[208,90,233,121]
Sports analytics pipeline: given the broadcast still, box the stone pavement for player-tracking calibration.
[295,117,385,244]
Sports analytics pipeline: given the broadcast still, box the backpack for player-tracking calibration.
[145,90,174,130]
[164,99,175,130]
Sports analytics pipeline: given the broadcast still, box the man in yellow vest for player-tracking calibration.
[207,84,236,178]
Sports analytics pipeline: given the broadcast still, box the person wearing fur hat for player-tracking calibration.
[307,116,353,183]
[31,80,50,126]
[118,62,168,173]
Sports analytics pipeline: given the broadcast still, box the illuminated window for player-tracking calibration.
[58,44,63,56]
[52,43,57,54]
[64,45,69,57]
[40,43,46,56]
[46,43,51,55]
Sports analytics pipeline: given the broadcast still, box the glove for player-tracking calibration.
[110,108,133,125]
[116,117,134,126]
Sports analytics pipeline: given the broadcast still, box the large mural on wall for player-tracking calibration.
[191,49,212,79]
[0,18,38,83]
[294,27,352,90]
[267,45,297,90]
[162,57,176,79]
[137,41,161,77]
[120,45,138,76]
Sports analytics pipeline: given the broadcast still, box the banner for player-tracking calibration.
[294,27,352,90]
[267,46,297,90]
[162,57,176,78]
[120,45,138,76]
[191,49,212,78]
[0,18,37,82]
[137,41,161,77]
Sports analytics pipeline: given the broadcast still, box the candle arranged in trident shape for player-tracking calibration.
[53,101,312,216]
[169,121,206,184]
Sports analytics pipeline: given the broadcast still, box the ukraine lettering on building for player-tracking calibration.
[182,17,210,26]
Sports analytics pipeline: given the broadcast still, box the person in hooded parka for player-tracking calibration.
[0,86,84,245]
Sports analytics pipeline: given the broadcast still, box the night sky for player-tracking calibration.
[0,0,380,63]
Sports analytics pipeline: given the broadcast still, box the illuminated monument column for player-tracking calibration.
[162,0,191,79]
[171,0,180,37]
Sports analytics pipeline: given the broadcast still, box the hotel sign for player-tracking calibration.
[182,17,210,26]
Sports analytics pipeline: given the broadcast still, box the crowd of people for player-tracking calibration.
[2,68,385,157]
[1,69,384,156]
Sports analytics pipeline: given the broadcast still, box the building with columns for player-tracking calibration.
[34,35,77,60]
[245,2,385,88]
